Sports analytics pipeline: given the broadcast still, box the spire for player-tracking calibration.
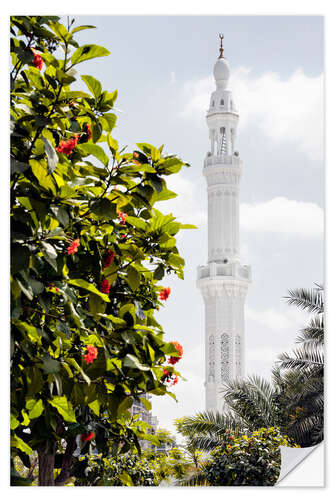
[219,33,224,59]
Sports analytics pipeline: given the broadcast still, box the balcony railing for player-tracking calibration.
[204,154,240,167]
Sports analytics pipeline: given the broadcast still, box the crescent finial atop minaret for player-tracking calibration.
[219,33,224,58]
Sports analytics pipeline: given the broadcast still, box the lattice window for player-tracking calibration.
[208,334,215,380]
[220,333,230,381]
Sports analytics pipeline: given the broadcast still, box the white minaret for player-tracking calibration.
[197,35,251,413]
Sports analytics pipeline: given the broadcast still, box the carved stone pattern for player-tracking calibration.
[208,334,215,380]
[220,333,230,381]
[235,334,241,374]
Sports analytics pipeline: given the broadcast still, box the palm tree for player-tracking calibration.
[175,412,242,453]
[274,284,324,446]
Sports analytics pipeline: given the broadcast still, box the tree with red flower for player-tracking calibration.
[85,123,92,140]
[103,250,115,269]
[56,135,79,155]
[159,287,171,301]
[81,431,95,442]
[162,368,178,386]
[100,278,110,294]
[83,345,98,365]
[32,49,43,70]
[117,211,128,225]
[67,238,80,255]
[168,341,183,365]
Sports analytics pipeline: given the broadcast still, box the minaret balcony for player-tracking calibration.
[197,261,251,282]
[204,154,241,168]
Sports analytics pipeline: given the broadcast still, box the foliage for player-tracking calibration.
[175,412,242,453]
[72,453,158,486]
[143,447,191,483]
[274,284,324,447]
[179,427,297,486]
[10,15,193,485]
[72,447,190,486]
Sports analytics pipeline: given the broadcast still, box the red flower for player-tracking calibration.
[81,431,95,442]
[159,287,171,301]
[83,345,98,365]
[162,368,178,386]
[229,435,234,440]
[100,278,110,294]
[32,49,43,70]
[67,238,80,255]
[85,123,92,140]
[103,250,115,269]
[118,211,128,226]
[168,341,183,365]
[56,135,79,155]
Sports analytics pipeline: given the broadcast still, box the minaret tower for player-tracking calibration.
[197,35,251,413]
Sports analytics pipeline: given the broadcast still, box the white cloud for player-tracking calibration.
[245,304,308,332]
[169,71,176,85]
[240,197,323,237]
[157,173,207,225]
[180,67,323,161]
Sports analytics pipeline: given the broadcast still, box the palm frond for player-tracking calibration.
[223,375,276,429]
[189,436,221,452]
[285,287,324,314]
[296,315,324,345]
[278,345,324,371]
[175,411,240,439]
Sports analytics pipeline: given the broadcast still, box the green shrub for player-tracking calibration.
[204,427,298,486]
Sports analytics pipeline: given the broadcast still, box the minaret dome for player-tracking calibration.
[213,58,230,89]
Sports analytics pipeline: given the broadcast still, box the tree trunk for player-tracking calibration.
[37,445,56,486]
[55,437,77,486]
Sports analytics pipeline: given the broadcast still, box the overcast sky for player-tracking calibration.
[32,15,327,435]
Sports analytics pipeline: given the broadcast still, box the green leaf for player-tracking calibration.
[126,216,147,231]
[99,113,117,132]
[11,434,33,456]
[140,397,152,411]
[118,471,134,487]
[90,198,116,218]
[126,266,140,291]
[117,396,133,416]
[68,278,110,302]
[26,398,44,419]
[48,396,76,422]
[81,74,102,99]
[10,414,20,430]
[123,354,150,371]
[89,293,107,315]
[88,400,100,416]
[43,355,61,374]
[76,143,109,167]
[71,44,110,66]
[67,358,91,385]
[30,159,57,195]
[71,25,96,34]
[41,241,57,260]
[156,188,177,201]
[11,244,30,274]
[56,68,76,84]
[153,264,164,281]
[42,137,58,174]
[11,158,29,174]
[106,134,118,155]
